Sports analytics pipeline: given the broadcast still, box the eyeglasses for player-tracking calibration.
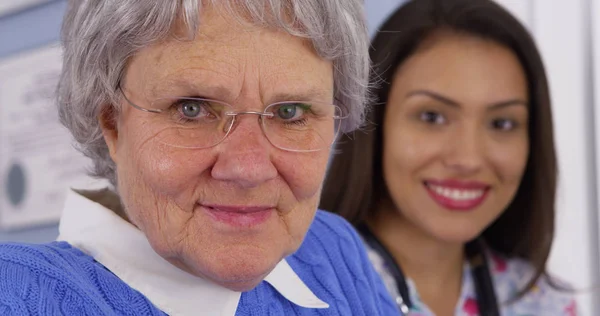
[119,86,346,152]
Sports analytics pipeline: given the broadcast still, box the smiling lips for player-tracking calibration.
[202,205,275,227]
[424,179,490,211]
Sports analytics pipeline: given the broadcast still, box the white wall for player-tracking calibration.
[0,0,50,17]
[528,0,599,315]
[366,0,600,314]
[498,2,599,315]
[593,0,600,293]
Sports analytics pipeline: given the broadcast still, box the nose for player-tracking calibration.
[211,115,278,188]
[442,125,484,175]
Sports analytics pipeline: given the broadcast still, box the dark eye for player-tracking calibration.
[419,111,445,124]
[492,118,517,131]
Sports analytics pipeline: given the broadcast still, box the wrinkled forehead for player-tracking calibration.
[123,4,334,104]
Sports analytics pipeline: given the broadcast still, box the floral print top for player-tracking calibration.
[365,245,577,316]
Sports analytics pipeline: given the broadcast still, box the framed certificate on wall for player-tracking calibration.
[0,44,107,231]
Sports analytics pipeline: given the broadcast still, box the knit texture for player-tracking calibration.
[0,211,400,316]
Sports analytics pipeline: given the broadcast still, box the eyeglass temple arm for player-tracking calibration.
[118,83,162,114]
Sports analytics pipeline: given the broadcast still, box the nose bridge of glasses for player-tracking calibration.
[225,110,274,118]
[222,110,273,137]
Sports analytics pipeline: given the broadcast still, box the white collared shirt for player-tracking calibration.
[56,188,328,316]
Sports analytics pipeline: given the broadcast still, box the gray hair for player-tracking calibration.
[57,0,371,184]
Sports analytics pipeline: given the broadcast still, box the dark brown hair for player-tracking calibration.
[320,0,557,297]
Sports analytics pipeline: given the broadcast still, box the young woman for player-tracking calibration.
[320,0,576,315]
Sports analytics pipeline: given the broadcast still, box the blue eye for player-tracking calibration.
[181,102,201,117]
[272,103,311,121]
[172,99,220,122]
[277,104,299,120]
[178,100,210,118]
[420,111,445,124]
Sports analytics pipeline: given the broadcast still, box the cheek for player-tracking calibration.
[275,150,329,200]
[115,122,215,224]
[383,125,442,182]
[120,122,213,192]
[274,151,329,243]
[488,138,529,185]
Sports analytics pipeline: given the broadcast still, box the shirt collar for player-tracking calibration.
[57,188,328,316]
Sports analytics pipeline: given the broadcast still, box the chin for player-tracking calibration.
[217,275,266,292]
[431,225,484,245]
[192,246,281,292]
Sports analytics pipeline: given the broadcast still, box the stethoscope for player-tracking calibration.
[358,224,500,316]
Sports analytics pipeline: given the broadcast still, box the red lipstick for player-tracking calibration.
[424,179,490,211]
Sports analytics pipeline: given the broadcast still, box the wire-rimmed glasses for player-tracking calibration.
[119,86,345,152]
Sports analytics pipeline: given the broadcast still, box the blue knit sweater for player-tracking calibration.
[0,211,400,315]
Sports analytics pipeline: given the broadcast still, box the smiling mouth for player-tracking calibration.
[427,184,485,200]
[201,205,274,227]
[424,181,490,211]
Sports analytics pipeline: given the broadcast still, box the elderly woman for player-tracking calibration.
[0,1,399,315]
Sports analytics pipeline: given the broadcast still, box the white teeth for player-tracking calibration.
[428,184,484,201]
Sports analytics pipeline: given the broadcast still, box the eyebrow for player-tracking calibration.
[152,78,332,104]
[150,78,235,99]
[269,88,333,103]
[405,89,528,109]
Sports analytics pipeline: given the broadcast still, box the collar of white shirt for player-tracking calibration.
[56,188,328,316]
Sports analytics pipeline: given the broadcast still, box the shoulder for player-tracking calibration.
[0,241,98,287]
[488,253,577,315]
[294,210,371,273]
[0,241,165,315]
[287,211,400,315]
[302,210,379,266]
[0,241,97,280]
[308,209,361,242]
[0,241,113,314]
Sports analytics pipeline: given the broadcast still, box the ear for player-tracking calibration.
[99,105,119,163]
